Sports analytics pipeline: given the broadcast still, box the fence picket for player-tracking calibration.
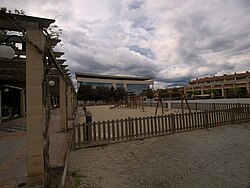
[164,115,168,134]
[147,117,150,136]
[98,121,101,141]
[171,113,175,134]
[176,114,179,131]
[143,117,146,136]
[111,120,115,141]
[154,116,157,135]
[103,120,106,140]
[150,116,154,135]
[125,118,128,139]
[139,117,142,137]
[107,120,111,141]
[158,116,161,134]
[93,122,96,142]
[131,118,135,138]
[191,113,195,129]
[121,119,124,140]
[128,117,132,140]
[116,119,120,141]
[135,117,139,138]
[161,115,164,134]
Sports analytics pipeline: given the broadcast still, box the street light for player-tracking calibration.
[3,88,9,92]
[48,80,55,87]
[0,45,15,59]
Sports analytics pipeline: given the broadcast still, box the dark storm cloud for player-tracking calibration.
[2,0,250,88]
[128,0,144,10]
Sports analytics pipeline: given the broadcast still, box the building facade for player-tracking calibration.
[76,72,154,95]
[184,71,250,98]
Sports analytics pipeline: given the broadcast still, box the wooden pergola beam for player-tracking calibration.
[0,12,54,31]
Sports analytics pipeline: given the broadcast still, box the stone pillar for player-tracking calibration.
[124,83,128,92]
[60,76,67,131]
[26,27,46,186]
[201,87,204,95]
[112,82,116,89]
[221,85,225,97]
[20,89,26,117]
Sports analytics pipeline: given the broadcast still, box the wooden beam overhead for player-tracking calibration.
[60,64,68,69]
[57,59,67,64]
[0,12,54,30]
[54,51,64,58]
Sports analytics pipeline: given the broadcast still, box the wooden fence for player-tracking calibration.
[73,105,250,149]
[171,102,250,111]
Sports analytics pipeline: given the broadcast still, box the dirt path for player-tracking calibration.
[67,122,250,188]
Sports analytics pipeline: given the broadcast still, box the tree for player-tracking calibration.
[171,88,181,100]
[77,84,93,102]
[146,88,154,99]
[95,86,111,101]
[225,87,246,98]
[113,87,125,101]
[160,89,170,99]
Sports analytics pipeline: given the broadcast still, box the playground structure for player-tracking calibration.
[154,91,164,115]
[110,93,145,111]
[110,89,191,115]
[154,89,191,115]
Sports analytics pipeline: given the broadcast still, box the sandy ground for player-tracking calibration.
[80,105,189,123]
[67,119,250,188]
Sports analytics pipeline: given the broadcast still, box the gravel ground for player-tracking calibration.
[67,122,250,188]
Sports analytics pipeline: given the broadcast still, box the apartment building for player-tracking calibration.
[184,71,250,98]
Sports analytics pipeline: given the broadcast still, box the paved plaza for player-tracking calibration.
[0,109,71,187]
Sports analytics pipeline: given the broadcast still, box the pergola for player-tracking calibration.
[0,11,77,186]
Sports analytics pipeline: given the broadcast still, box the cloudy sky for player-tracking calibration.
[2,0,250,88]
